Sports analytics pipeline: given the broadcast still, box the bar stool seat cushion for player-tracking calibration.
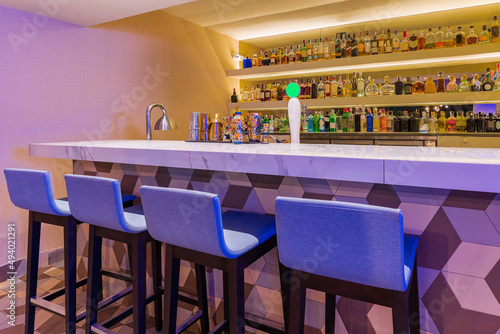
[221,211,276,257]
[4,168,71,216]
[276,197,417,292]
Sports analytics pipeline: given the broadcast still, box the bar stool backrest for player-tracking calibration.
[275,196,408,292]
[65,174,133,232]
[140,186,228,257]
[4,168,71,216]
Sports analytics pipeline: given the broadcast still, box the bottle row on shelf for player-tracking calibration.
[241,17,500,68]
[231,65,500,103]
[264,107,500,134]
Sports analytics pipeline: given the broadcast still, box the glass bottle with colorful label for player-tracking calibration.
[456,111,467,132]
[413,76,425,94]
[486,113,496,132]
[467,26,478,45]
[447,111,457,132]
[379,109,387,132]
[458,75,471,92]
[400,30,409,52]
[319,112,325,132]
[438,111,447,133]
[360,107,367,132]
[392,30,400,52]
[373,108,380,132]
[329,109,337,132]
[408,31,418,51]
[417,30,426,50]
[365,77,379,96]
[437,72,446,93]
[479,25,490,44]
[447,75,459,92]
[467,112,476,132]
[444,26,455,47]
[342,109,349,132]
[380,76,395,95]
[404,77,413,94]
[425,77,437,94]
[307,112,314,132]
[366,109,373,132]
[491,16,499,43]
[455,27,466,46]
[401,111,409,132]
[435,27,445,48]
[419,111,429,133]
[429,112,438,133]
[425,28,435,49]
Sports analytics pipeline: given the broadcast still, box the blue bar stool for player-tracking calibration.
[3,169,136,334]
[140,186,287,334]
[65,174,162,334]
[275,197,420,334]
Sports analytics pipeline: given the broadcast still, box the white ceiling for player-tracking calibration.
[0,0,196,27]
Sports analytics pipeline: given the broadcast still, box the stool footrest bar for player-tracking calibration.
[176,309,203,334]
[209,320,228,334]
[99,292,158,329]
[97,285,133,310]
[101,269,132,283]
[30,297,65,317]
[91,324,115,334]
[42,277,87,302]
[245,317,285,334]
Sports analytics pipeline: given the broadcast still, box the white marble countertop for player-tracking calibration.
[30,140,500,193]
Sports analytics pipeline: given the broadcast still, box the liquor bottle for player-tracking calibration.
[258,51,264,66]
[344,75,352,97]
[477,112,486,132]
[301,40,308,62]
[496,112,500,132]
[243,87,250,102]
[286,46,293,63]
[335,33,342,58]
[391,30,400,52]
[467,26,478,45]
[324,111,330,131]
[231,88,238,103]
[364,31,372,55]
[277,82,283,101]
[378,30,386,54]
[365,76,378,96]
[393,111,401,132]
[330,37,336,59]
[281,48,288,64]
[358,32,365,55]
[351,34,358,57]
[419,111,429,133]
[401,30,409,52]
[354,108,361,132]
[413,76,425,94]
[417,30,426,50]
[336,110,343,132]
[346,34,352,57]
[331,76,338,97]
[373,107,380,132]
[486,113,496,132]
[342,109,349,132]
[282,81,288,100]
[307,112,314,132]
[329,109,337,132]
[438,111,447,132]
[371,31,379,55]
[494,63,500,90]
[479,25,491,44]
[318,38,324,60]
[447,111,456,132]
[456,111,467,132]
[357,72,365,97]
[311,78,318,99]
[252,54,258,67]
[337,75,343,97]
[351,72,358,97]
[305,79,312,99]
[445,26,454,47]
[270,49,277,65]
[455,27,466,47]
[295,45,302,62]
[379,109,387,132]
[386,110,394,132]
[426,28,435,49]
[341,33,347,58]
[483,69,494,91]
[447,75,459,92]
[307,39,313,61]
[270,83,277,101]
[404,77,413,94]
[313,39,319,61]
[348,109,355,132]
[385,29,393,53]
[323,38,329,60]
[409,30,418,51]
[366,109,373,132]
[318,76,325,98]
[380,76,395,95]
[395,75,404,95]
[299,79,305,99]
[435,27,445,48]
[429,111,438,133]
[401,111,409,132]
[255,85,261,102]
[325,76,331,98]
[319,112,325,132]
[425,77,437,94]
[437,72,445,93]
[264,51,271,66]
[360,107,367,132]
[459,75,471,92]
[410,111,420,132]
[492,16,499,43]
[466,111,476,132]
[250,86,256,101]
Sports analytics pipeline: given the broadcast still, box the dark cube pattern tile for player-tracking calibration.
[33,160,500,334]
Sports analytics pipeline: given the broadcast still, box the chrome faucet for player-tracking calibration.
[146,103,176,140]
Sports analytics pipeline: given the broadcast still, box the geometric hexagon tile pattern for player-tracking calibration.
[68,160,500,334]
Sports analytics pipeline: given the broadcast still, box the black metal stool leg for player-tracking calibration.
[278,262,290,334]
[64,217,78,334]
[325,293,336,334]
[25,212,41,334]
[152,240,163,332]
[132,235,147,334]
[164,244,180,334]
[226,259,245,334]
[195,264,209,333]
[288,269,306,334]
[86,225,102,334]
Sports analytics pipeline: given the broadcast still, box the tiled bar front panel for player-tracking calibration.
[74,160,500,334]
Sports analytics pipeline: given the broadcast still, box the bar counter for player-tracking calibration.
[30,140,500,333]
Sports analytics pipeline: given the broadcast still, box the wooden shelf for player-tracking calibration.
[226,43,500,80]
[228,90,500,110]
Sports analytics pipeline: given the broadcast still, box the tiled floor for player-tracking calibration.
[0,262,182,334]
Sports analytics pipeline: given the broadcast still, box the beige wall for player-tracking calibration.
[0,6,238,267]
